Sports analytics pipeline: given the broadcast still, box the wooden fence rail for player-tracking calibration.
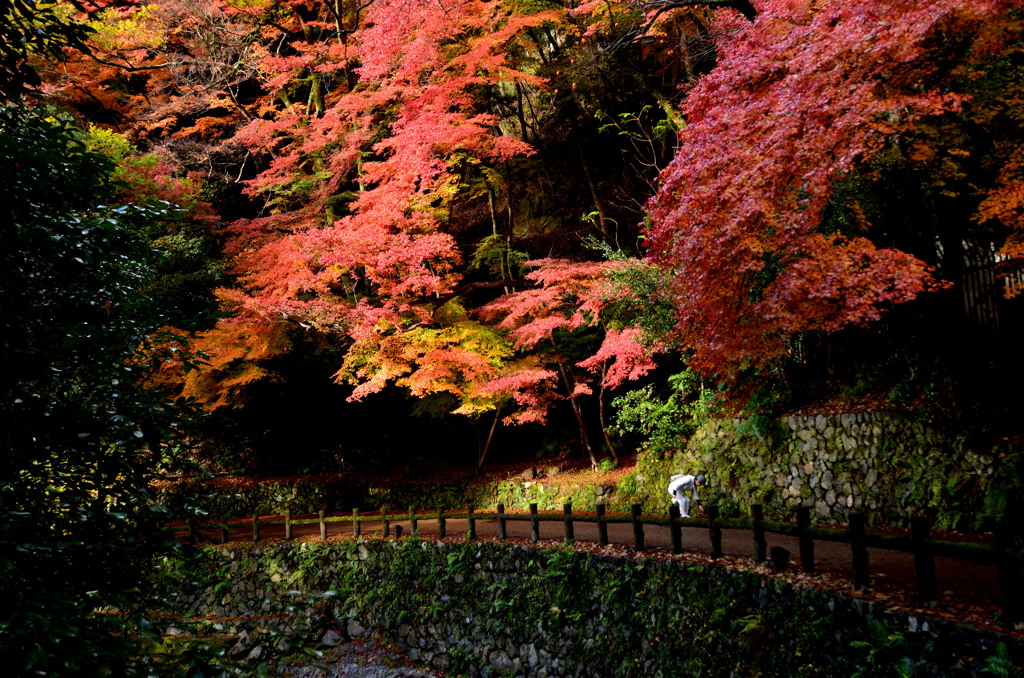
[169,502,1023,624]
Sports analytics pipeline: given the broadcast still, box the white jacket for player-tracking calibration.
[667,474,699,502]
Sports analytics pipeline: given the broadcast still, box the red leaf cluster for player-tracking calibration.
[645,0,1004,379]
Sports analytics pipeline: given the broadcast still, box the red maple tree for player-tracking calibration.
[477,258,661,465]
[644,0,1010,385]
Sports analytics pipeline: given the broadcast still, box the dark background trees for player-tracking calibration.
[0,45,210,673]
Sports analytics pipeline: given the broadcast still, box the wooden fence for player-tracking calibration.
[170,503,1024,624]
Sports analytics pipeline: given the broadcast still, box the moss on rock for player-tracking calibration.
[153,539,1022,677]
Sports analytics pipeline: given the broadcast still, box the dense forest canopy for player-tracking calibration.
[7,0,1020,470]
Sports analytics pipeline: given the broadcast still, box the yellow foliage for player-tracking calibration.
[337,301,512,413]
[222,0,275,11]
[89,5,166,51]
[85,124,134,163]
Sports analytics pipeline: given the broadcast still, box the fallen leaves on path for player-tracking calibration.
[447,534,1022,639]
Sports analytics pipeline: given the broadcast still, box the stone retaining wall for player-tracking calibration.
[155,539,1024,677]
[664,412,1021,528]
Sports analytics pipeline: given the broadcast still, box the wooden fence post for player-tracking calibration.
[252,514,259,543]
[319,510,327,541]
[353,508,361,539]
[530,504,539,543]
[497,503,506,541]
[631,504,645,552]
[849,512,869,589]
[284,510,292,541]
[381,506,390,537]
[911,516,938,604]
[220,519,230,545]
[596,504,609,547]
[669,505,682,555]
[708,505,723,558]
[410,507,418,537]
[395,524,403,540]
[563,503,574,545]
[437,509,446,539]
[751,504,767,564]
[467,506,476,541]
[796,507,815,573]
[187,516,198,544]
[996,521,1023,624]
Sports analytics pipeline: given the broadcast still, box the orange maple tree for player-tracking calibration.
[41,0,1024,453]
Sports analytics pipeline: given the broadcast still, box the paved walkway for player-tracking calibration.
[202,514,1005,611]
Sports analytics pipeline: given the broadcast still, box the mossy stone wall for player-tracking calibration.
[620,413,1022,528]
[155,539,1022,677]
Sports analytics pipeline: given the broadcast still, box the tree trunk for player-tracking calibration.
[514,82,531,142]
[307,74,324,117]
[478,408,501,468]
[502,160,515,268]
[551,338,597,468]
[572,117,613,243]
[598,361,618,463]
[486,180,506,278]
[732,0,758,22]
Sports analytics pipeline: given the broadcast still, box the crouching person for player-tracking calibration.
[667,473,706,518]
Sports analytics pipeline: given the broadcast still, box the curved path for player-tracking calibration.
[201,514,1006,614]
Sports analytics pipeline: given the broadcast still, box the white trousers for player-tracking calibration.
[672,493,691,518]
